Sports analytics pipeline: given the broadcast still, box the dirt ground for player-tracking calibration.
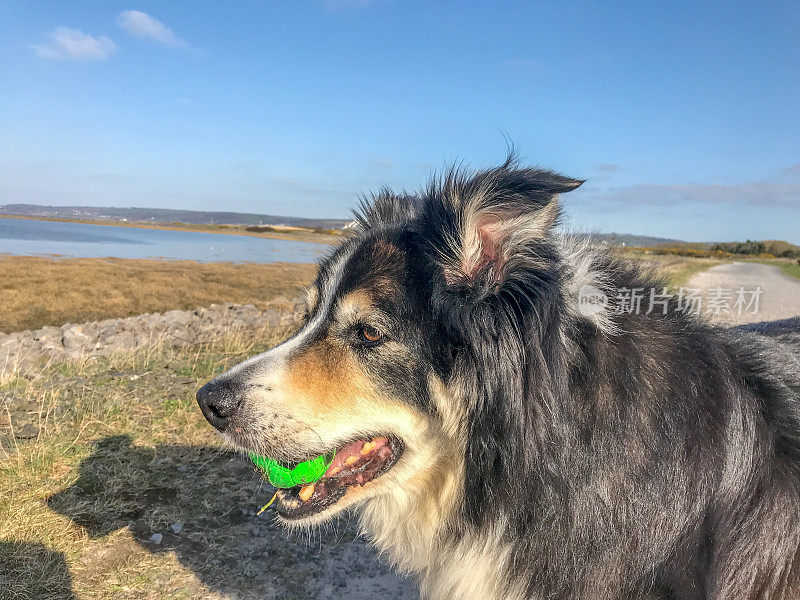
[688,261,800,325]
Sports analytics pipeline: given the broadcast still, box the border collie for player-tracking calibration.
[198,158,800,599]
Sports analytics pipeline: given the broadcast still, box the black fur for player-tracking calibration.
[347,159,800,599]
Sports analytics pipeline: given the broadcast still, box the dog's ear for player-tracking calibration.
[428,161,583,289]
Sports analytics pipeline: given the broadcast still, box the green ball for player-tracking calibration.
[249,452,333,488]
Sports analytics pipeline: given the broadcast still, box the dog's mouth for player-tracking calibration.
[273,435,404,519]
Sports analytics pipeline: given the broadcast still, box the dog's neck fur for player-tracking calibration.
[359,444,527,600]
[358,381,532,600]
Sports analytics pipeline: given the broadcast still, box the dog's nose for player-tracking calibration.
[196,379,244,431]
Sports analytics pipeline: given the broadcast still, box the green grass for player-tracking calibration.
[614,251,722,288]
[730,257,800,281]
[779,261,800,280]
[666,258,723,288]
[753,258,800,281]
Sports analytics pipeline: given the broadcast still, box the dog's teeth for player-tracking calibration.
[345,455,359,465]
[299,484,315,502]
[361,441,376,455]
[289,499,300,509]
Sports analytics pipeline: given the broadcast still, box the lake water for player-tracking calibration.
[0,218,328,263]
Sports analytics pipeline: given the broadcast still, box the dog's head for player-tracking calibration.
[197,159,583,526]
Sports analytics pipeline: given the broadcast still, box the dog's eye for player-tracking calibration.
[358,325,384,345]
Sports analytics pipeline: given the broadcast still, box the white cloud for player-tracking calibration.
[32,27,116,61]
[117,10,189,48]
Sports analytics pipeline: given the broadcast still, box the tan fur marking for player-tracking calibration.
[337,289,375,323]
[284,340,367,410]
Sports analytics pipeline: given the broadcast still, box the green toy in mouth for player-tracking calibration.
[249,452,333,489]
[249,437,402,517]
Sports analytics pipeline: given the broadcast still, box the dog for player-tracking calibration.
[197,158,800,599]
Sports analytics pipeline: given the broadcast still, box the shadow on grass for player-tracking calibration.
[47,435,417,600]
[0,541,75,600]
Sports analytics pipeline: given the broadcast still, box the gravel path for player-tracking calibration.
[688,262,800,325]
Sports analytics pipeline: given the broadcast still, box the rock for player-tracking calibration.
[164,310,193,326]
[261,309,284,328]
[98,323,122,340]
[62,324,98,350]
[14,423,39,439]
[101,332,138,355]
[15,337,41,350]
[149,533,163,544]
[34,326,63,353]
[33,326,60,341]
[144,315,168,332]
[170,522,183,534]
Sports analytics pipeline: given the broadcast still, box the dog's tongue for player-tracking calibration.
[324,437,389,477]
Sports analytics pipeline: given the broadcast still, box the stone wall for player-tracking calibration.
[0,300,302,378]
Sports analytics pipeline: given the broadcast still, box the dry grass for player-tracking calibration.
[0,257,316,333]
[614,251,722,288]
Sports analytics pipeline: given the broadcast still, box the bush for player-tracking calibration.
[710,239,800,257]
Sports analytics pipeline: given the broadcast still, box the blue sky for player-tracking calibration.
[1,1,798,242]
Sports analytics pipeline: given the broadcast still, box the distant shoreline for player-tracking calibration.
[0,214,343,245]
